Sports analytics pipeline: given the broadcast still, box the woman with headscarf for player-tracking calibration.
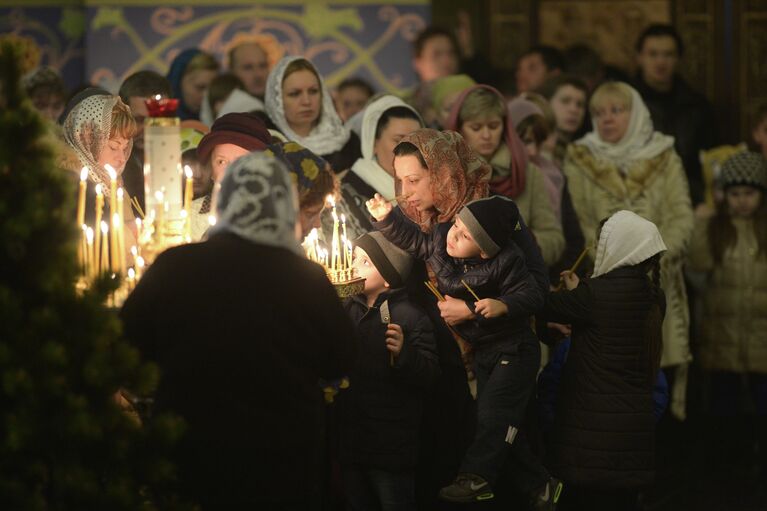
[563,81,693,420]
[446,84,565,266]
[368,128,556,508]
[338,95,423,238]
[59,91,139,249]
[265,140,336,238]
[121,151,357,510]
[264,56,361,173]
[541,210,666,510]
[166,48,219,121]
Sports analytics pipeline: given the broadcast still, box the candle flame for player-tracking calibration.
[154,190,164,201]
[95,183,103,195]
[309,228,318,240]
[184,165,193,179]
[180,210,188,219]
[208,215,217,226]
[341,214,346,223]
[136,256,145,268]
[86,227,94,243]
[105,164,117,181]
[81,223,88,232]
[112,213,120,226]
[128,268,136,279]
[332,210,338,221]
[80,167,88,181]
[155,94,162,100]
[117,187,124,199]
[326,194,335,208]
[136,218,142,229]
[100,221,109,234]
[130,245,138,256]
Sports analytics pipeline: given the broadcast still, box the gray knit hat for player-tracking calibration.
[720,151,767,191]
[456,196,521,258]
[355,232,414,289]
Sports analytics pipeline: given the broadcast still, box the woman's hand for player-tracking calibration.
[385,323,404,357]
[438,295,474,325]
[366,193,392,221]
[560,270,580,291]
[474,298,508,318]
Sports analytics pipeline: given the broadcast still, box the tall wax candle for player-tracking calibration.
[76,167,87,226]
[94,185,104,273]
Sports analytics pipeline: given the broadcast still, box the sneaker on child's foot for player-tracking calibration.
[530,477,563,510]
[438,473,494,502]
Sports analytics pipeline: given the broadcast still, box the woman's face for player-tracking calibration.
[394,154,434,212]
[181,69,217,114]
[97,136,130,174]
[726,185,762,219]
[211,143,251,183]
[594,101,631,144]
[373,117,422,176]
[550,85,587,135]
[520,126,540,158]
[460,114,504,159]
[282,69,321,136]
[299,201,324,237]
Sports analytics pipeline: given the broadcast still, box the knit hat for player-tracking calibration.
[196,112,273,165]
[592,210,667,278]
[354,232,414,289]
[719,151,767,191]
[456,196,521,258]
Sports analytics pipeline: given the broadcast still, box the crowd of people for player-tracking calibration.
[25,20,767,511]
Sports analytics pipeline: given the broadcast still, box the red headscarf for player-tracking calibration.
[395,129,491,232]
[445,84,527,198]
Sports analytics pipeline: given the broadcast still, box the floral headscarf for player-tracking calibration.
[396,128,491,232]
[264,56,350,156]
[62,93,132,190]
[264,140,333,198]
[209,151,302,255]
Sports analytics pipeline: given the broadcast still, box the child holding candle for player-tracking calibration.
[338,231,440,511]
[367,193,559,507]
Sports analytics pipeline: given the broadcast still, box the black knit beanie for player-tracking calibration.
[457,196,520,258]
[354,232,413,289]
[720,151,767,191]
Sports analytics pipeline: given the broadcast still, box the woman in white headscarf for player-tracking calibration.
[120,151,357,510]
[563,81,694,420]
[264,56,361,173]
[336,95,423,238]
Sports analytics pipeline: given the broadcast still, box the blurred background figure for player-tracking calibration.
[334,77,375,123]
[23,66,67,122]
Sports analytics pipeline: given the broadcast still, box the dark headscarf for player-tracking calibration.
[166,48,202,121]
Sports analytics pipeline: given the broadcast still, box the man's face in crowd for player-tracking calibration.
[413,35,459,82]
[637,35,679,88]
[230,43,270,99]
[516,53,550,93]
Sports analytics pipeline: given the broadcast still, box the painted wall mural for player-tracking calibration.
[1,2,429,95]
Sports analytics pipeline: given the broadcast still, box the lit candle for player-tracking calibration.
[127,267,136,290]
[183,165,194,213]
[76,167,88,226]
[207,214,217,227]
[80,224,88,277]
[135,255,145,280]
[100,221,110,275]
[331,210,339,270]
[154,190,164,242]
[346,239,353,270]
[106,165,118,273]
[113,212,122,274]
[94,184,104,273]
[116,188,126,274]
[86,227,95,280]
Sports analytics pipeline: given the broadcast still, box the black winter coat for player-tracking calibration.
[374,207,545,348]
[121,232,357,508]
[541,266,665,489]
[634,74,716,205]
[338,288,440,470]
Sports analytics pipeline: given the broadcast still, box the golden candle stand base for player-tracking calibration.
[138,217,188,266]
[331,276,366,299]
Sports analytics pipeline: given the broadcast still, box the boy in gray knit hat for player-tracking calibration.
[369,194,558,507]
[337,231,440,510]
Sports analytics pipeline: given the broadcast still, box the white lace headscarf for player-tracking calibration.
[264,56,350,155]
[209,151,302,255]
[592,210,667,278]
[63,94,132,189]
[576,84,675,173]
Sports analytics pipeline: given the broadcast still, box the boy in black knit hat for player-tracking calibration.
[338,232,440,511]
[369,194,561,509]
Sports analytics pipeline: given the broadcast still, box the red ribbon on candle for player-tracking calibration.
[144,96,180,117]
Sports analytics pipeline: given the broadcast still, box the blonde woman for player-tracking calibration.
[564,81,694,419]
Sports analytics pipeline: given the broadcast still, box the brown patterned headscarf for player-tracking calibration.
[395,129,490,232]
